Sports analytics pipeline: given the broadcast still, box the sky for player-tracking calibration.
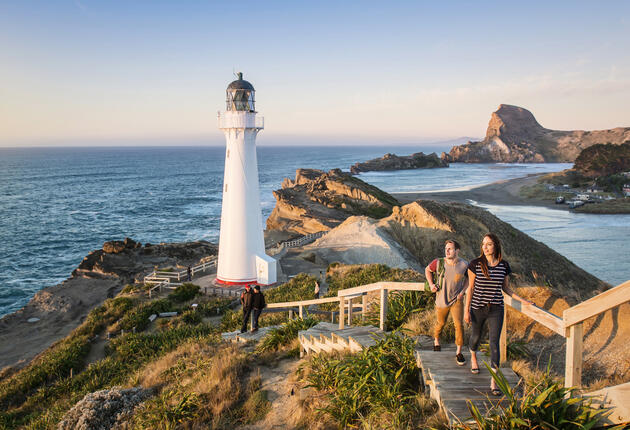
[1,1,629,147]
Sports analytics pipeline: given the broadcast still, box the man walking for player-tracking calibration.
[240,284,254,333]
[251,285,266,332]
[425,239,469,365]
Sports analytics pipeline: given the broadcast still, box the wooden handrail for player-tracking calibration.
[266,296,340,308]
[563,280,630,327]
[503,293,565,336]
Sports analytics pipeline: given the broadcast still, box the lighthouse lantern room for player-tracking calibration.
[216,73,276,286]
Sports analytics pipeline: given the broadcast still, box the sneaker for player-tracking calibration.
[456,353,466,366]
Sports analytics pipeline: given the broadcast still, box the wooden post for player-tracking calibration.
[362,294,368,322]
[379,288,388,331]
[288,309,294,320]
[331,311,334,323]
[500,305,507,365]
[347,296,353,326]
[565,323,583,388]
[339,298,345,329]
[299,305,303,319]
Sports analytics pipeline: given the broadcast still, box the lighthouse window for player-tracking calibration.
[227,89,255,112]
[227,149,230,158]
[225,184,228,192]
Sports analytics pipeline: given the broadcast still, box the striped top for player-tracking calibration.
[468,258,512,309]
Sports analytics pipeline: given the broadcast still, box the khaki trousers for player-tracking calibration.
[434,298,464,346]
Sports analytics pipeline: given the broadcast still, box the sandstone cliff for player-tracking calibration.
[444,104,630,163]
[266,168,399,235]
[350,152,448,174]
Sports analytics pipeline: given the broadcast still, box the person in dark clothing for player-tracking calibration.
[251,285,266,332]
[187,266,192,282]
[240,284,254,333]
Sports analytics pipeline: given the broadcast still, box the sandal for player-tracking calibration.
[471,367,479,374]
[491,388,502,396]
[433,345,441,351]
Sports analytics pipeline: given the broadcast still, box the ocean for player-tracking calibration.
[1,146,628,318]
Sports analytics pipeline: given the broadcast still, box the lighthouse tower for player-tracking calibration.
[216,73,276,286]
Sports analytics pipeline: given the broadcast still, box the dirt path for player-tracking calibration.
[240,358,303,430]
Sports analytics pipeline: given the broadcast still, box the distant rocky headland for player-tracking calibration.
[443,104,630,163]
[350,152,448,174]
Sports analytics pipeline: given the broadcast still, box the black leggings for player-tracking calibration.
[469,304,504,369]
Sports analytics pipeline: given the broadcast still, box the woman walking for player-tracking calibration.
[464,233,531,395]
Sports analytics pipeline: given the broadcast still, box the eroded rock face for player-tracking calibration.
[266,168,399,235]
[444,104,630,163]
[350,152,448,174]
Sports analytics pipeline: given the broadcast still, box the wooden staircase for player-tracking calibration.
[298,322,383,355]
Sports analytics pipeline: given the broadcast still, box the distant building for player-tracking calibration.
[577,194,590,201]
[623,184,630,197]
[586,185,603,193]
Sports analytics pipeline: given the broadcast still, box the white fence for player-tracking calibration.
[145,258,217,297]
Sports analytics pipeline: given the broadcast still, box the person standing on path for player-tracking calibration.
[464,233,532,395]
[425,240,468,365]
[314,280,320,299]
[240,284,254,333]
[251,285,266,332]
[187,266,192,282]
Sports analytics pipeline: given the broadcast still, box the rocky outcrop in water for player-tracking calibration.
[266,168,399,235]
[350,152,448,174]
[443,104,630,163]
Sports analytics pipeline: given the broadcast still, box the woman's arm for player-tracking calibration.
[502,276,533,305]
[464,269,475,323]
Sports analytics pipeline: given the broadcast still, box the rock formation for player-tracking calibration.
[350,152,448,174]
[444,104,630,163]
[266,168,399,235]
[574,142,630,178]
[58,387,152,430]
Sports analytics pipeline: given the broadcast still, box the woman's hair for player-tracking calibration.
[478,233,502,278]
[444,239,461,250]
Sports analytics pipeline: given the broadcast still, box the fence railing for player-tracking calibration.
[144,258,217,296]
[259,279,630,389]
[268,231,326,255]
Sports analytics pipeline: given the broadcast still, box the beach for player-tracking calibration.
[392,173,555,208]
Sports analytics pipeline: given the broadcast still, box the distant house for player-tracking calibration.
[623,184,630,197]
[586,185,603,193]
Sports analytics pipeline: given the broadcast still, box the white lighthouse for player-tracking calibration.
[216,73,276,286]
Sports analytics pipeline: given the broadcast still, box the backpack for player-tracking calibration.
[424,258,445,292]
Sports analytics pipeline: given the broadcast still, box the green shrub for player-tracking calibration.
[458,364,607,430]
[265,273,317,303]
[197,298,232,317]
[181,310,202,325]
[114,298,174,333]
[303,332,424,428]
[134,389,200,429]
[169,283,200,303]
[255,317,319,353]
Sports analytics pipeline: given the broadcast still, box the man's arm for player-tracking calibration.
[425,261,438,292]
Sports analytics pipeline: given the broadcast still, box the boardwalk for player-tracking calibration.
[415,343,521,426]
